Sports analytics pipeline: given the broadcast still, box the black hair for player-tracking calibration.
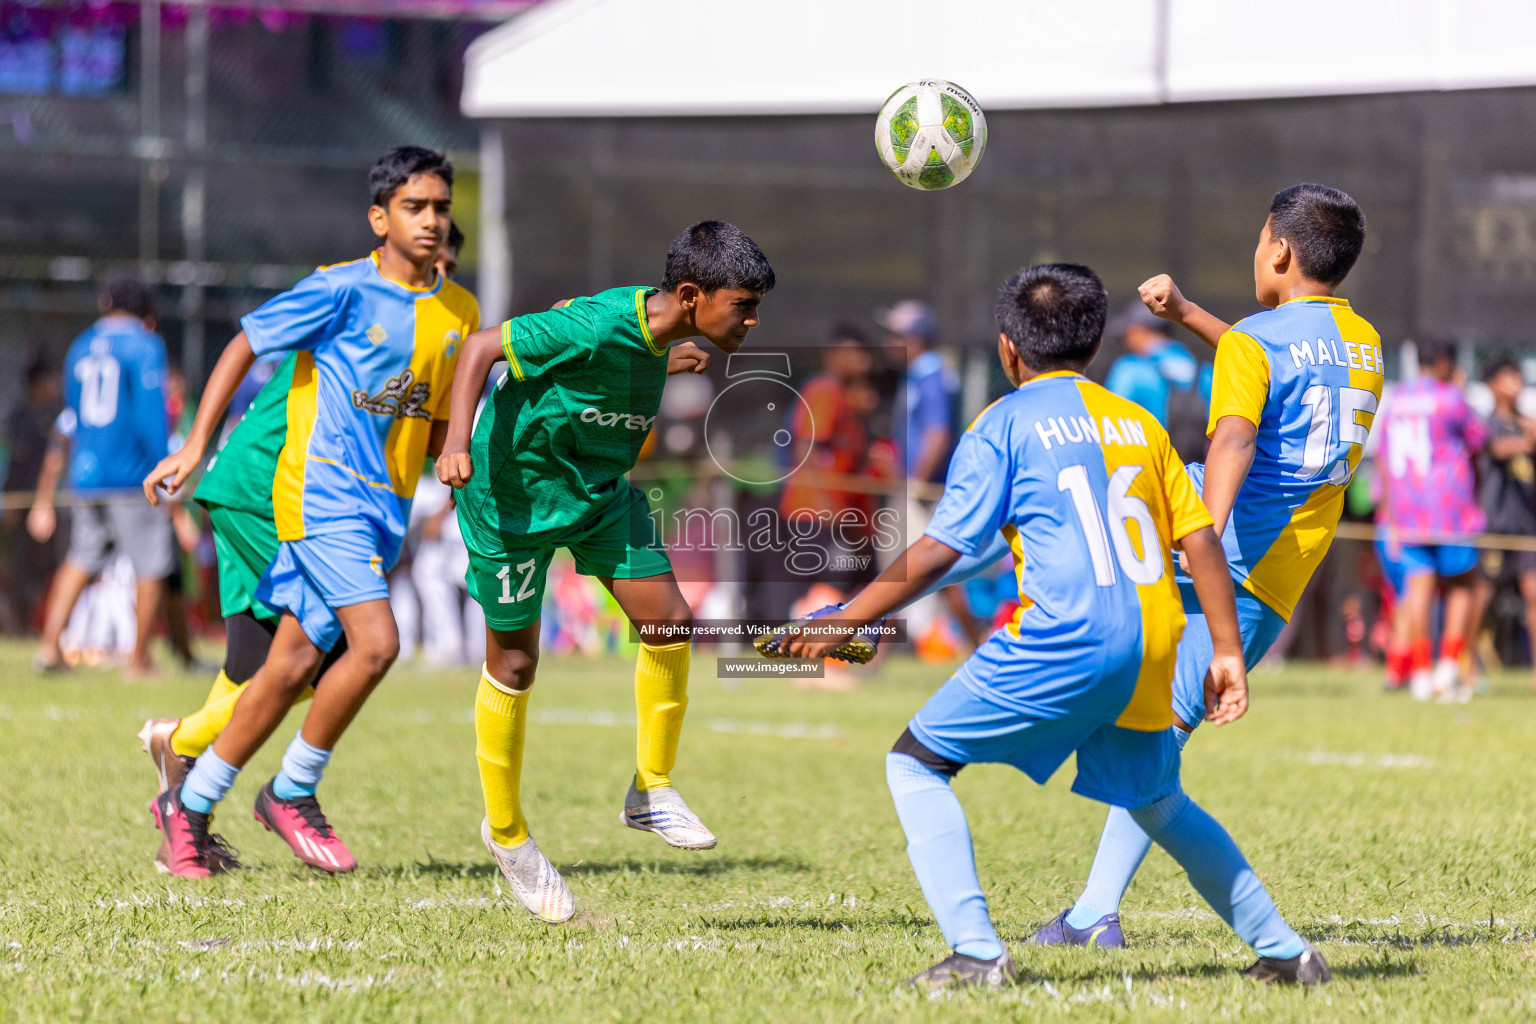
[1418,336,1458,368]
[446,220,465,253]
[994,263,1107,373]
[831,321,870,345]
[1268,184,1365,286]
[1484,352,1521,383]
[369,146,453,208]
[23,350,52,384]
[660,221,775,294]
[102,273,155,319]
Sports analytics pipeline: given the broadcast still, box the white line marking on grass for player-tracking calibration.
[1275,749,1434,769]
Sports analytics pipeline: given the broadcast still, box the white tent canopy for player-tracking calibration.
[463,0,1536,118]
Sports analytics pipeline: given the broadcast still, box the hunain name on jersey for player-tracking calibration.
[352,369,432,420]
[1034,414,1149,452]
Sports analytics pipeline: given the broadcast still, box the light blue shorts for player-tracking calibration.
[1399,542,1478,582]
[1170,580,1287,728]
[908,677,1182,810]
[254,524,400,651]
[1375,538,1408,599]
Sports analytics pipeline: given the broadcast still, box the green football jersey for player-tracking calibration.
[193,354,295,516]
[459,287,670,537]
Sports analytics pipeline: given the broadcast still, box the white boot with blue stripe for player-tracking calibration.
[622,777,717,850]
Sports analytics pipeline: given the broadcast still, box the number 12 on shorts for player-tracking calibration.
[497,560,537,603]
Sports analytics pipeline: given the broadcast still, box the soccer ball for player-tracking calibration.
[875,80,987,191]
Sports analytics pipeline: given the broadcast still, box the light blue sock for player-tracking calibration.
[1066,725,1192,928]
[886,752,1004,961]
[1129,787,1306,960]
[181,748,240,814]
[272,731,332,799]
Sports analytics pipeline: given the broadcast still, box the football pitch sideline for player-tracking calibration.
[3,640,1535,1023]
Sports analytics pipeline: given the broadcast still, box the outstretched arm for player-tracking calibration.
[143,332,256,505]
[1139,274,1231,350]
[782,536,961,658]
[435,324,503,488]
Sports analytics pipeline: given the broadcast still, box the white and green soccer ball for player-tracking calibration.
[875,80,987,191]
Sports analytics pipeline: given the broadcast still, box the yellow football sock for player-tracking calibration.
[204,669,241,706]
[170,677,315,759]
[476,665,531,847]
[634,641,690,791]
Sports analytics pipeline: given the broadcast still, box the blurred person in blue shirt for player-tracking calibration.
[877,299,984,649]
[1104,302,1199,424]
[27,274,177,674]
[1104,302,1207,461]
[880,300,956,485]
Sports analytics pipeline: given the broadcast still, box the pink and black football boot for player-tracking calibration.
[252,779,357,873]
[149,786,242,878]
[139,719,241,874]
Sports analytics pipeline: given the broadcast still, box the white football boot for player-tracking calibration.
[621,777,717,850]
[1409,668,1436,701]
[1431,657,1461,703]
[481,819,575,924]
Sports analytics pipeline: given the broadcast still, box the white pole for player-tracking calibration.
[478,123,511,325]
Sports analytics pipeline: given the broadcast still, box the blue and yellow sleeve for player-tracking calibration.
[1156,432,1213,542]
[924,430,1010,556]
[1206,330,1269,434]
[241,270,340,357]
[499,303,596,383]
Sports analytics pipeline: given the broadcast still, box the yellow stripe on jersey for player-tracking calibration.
[384,282,477,499]
[635,288,666,358]
[1238,482,1344,618]
[999,523,1034,637]
[1207,330,1269,434]
[1077,382,1211,733]
[272,351,319,541]
[501,319,526,382]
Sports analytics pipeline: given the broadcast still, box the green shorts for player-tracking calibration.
[462,483,672,631]
[204,503,281,622]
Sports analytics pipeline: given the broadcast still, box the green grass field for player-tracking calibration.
[4,640,1536,1022]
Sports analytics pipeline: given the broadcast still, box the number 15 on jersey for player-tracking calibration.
[1299,384,1377,485]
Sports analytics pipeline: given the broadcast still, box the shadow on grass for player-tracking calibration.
[699,914,927,932]
[1019,957,1407,985]
[1305,921,1536,948]
[396,854,811,879]
[563,855,812,877]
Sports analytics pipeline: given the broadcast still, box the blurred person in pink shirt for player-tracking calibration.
[1374,340,1487,701]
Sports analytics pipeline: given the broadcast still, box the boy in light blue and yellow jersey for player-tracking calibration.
[144,148,477,879]
[1032,185,1376,951]
[776,264,1325,990]
[247,250,477,648]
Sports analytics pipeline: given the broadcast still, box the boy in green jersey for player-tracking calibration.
[437,221,773,922]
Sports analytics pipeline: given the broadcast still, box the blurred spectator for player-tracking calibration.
[1374,340,1486,701]
[159,363,208,671]
[407,470,485,666]
[1104,301,1204,460]
[776,325,877,592]
[26,274,177,675]
[876,299,983,653]
[879,300,954,487]
[1474,356,1536,690]
[0,353,63,632]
